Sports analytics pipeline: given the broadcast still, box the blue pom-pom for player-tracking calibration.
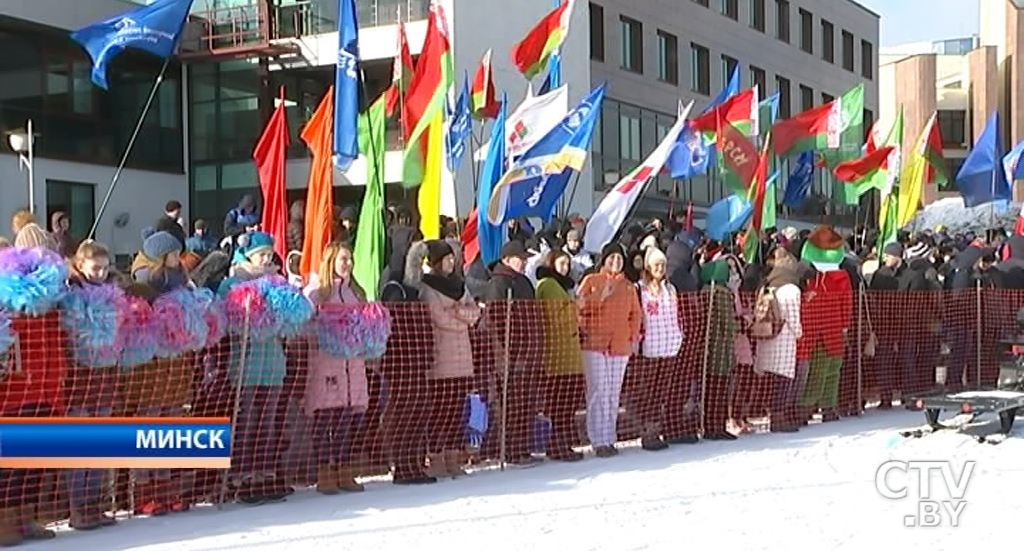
[263,277,313,337]
[119,296,157,370]
[153,288,209,358]
[60,284,126,368]
[0,311,14,357]
[0,248,68,315]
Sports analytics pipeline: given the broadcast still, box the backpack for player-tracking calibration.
[750,285,785,340]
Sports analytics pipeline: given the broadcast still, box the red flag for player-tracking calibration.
[511,0,574,79]
[690,88,758,134]
[461,207,481,268]
[300,87,335,281]
[385,21,415,117]
[254,88,290,261]
[833,145,895,183]
[471,50,500,119]
[684,201,694,232]
[717,111,760,191]
[749,136,772,233]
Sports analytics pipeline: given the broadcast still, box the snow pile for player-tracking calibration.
[44,410,1024,550]
[905,197,1019,234]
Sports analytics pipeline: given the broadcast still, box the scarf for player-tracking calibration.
[421,273,467,301]
[536,266,575,292]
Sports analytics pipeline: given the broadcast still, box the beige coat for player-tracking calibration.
[419,282,481,380]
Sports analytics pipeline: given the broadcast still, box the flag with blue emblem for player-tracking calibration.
[71,0,194,89]
[333,0,360,170]
[666,123,712,180]
[487,85,605,225]
[782,151,815,208]
[446,73,472,172]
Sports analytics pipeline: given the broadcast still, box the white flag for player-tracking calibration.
[473,84,569,161]
[584,101,694,254]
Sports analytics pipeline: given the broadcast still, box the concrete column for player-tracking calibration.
[894,54,937,203]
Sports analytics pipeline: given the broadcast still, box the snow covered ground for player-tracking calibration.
[37,410,1024,550]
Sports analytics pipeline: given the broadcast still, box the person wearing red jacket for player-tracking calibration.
[797,227,853,423]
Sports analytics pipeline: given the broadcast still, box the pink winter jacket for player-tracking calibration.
[302,279,370,415]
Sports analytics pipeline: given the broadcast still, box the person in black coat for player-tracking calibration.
[995,234,1024,290]
[482,241,535,301]
[155,200,187,249]
[666,230,701,292]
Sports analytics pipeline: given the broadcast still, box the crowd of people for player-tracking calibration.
[0,192,1021,546]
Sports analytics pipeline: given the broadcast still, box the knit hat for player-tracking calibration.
[883,242,904,259]
[644,247,667,268]
[425,239,453,266]
[599,243,625,267]
[782,227,799,241]
[904,241,931,261]
[244,231,275,259]
[566,229,581,241]
[500,240,529,260]
[801,225,845,272]
[143,231,182,259]
[700,259,730,284]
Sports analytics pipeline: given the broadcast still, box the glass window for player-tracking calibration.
[842,30,855,71]
[658,31,678,84]
[693,0,710,6]
[822,92,834,104]
[620,16,643,73]
[722,0,738,20]
[46,180,95,242]
[71,62,93,115]
[861,39,874,80]
[799,8,813,54]
[800,84,813,112]
[590,3,605,62]
[776,76,791,119]
[937,110,967,148]
[750,0,765,32]
[221,161,258,189]
[619,111,641,161]
[750,65,766,94]
[691,42,710,95]
[721,55,738,89]
[821,19,834,63]
[775,0,789,43]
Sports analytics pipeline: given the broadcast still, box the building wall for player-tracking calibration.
[0,153,188,258]
[1,0,140,31]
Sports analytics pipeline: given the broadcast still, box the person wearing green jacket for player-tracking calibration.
[536,251,586,462]
[700,259,739,440]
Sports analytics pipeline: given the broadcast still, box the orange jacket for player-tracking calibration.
[578,272,642,357]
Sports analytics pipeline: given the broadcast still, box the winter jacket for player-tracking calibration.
[1,311,68,415]
[637,280,684,358]
[133,265,188,296]
[705,284,738,376]
[666,237,700,293]
[223,203,260,239]
[419,274,480,380]
[578,271,642,357]
[754,263,803,379]
[155,214,187,249]
[482,263,535,301]
[303,279,370,414]
[535,268,584,376]
[185,233,216,257]
[564,245,593,283]
[385,224,418,284]
[14,222,57,251]
[119,354,194,413]
[50,211,77,258]
[286,202,305,253]
[482,263,540,366]
[996,235,1024,289]
[796,270,853,361]
[219,263,288,388]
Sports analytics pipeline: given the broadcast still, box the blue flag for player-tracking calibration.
[703,64,740,114]
[333,0,360,170]
[1003,140,1024,186]
[478,96,508,265]
[539,49,561,95]
[705,194,752,241]
[782,151,815,208]
[487,85,605,225]
[70,0,194,89]
[666,124,712,179]
[956,112,1011,208]
[447,74,472,172]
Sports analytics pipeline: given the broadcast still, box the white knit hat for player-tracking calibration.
[644,247,668,268]
[905,242,930,260]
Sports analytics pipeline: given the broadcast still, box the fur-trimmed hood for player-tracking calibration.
[404,240,430,288]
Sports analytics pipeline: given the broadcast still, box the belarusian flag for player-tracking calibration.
[741,135,773,263]
[834,145,895,185]
[512,0,575,80]
[691,87,759,138]
[772,84,864,158]
[918,111,948,186]
[402,0,453,185]
[471,49,500,119]
[385,21,414,117]
[851,106,904,200]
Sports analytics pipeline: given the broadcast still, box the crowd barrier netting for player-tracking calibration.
[0,285,1020,528]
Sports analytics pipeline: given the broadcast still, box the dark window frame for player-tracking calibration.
[691,42,711,95]
[657,30,679,85]
[775,0,790,43]
[821,19,834,63]
[842,29,855,72]
[799,8,813,54]
[590,3,605,62]
[861,39,874,80]
[620,15,644,73]
[776,75,791,119]
[749,0,765,32]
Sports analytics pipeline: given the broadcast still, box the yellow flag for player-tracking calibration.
[896,155,926,228]
[418,110,444,240]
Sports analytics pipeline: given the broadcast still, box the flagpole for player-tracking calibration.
[89,58,170,241]
[397,5,409,205]
[562,171,582,219]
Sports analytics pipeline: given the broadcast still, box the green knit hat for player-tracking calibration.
[700,259,731,284]
[801,225,845,272]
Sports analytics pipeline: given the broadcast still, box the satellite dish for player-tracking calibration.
[114,212,130,228]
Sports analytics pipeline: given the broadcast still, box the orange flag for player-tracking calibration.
[300,86,335,281]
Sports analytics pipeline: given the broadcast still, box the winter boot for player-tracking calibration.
[423,454,448,479]
[69,504,100,531]
[316,464,339,495]
[17,505,54,540]
[336,466,364,493]
[0,508,22,547]
[443,450,467,477]
[134,482,167,516]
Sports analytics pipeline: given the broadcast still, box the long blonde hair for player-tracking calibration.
[314,242,365,304]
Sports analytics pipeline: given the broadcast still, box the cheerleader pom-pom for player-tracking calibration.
[0,247,68,315]
[223,280,273,339]
[60,284,127,368]
[315,303,361,358]
[359,303,392,359]
[119,296,157,369]
[203,298,228,347]
[263,276,313,337]
[152,289,209,358]
[0,311,14,357]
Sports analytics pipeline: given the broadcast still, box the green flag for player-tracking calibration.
[762,176,776,230]
[354,95,387,301]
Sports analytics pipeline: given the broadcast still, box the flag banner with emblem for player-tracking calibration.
[772,84,864,159]
[487,85,605,225]
[583,101,694,253]
[71,0,194,90]
[474,84,569,162]
[333,0,360,171]
[511,0,575,79]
